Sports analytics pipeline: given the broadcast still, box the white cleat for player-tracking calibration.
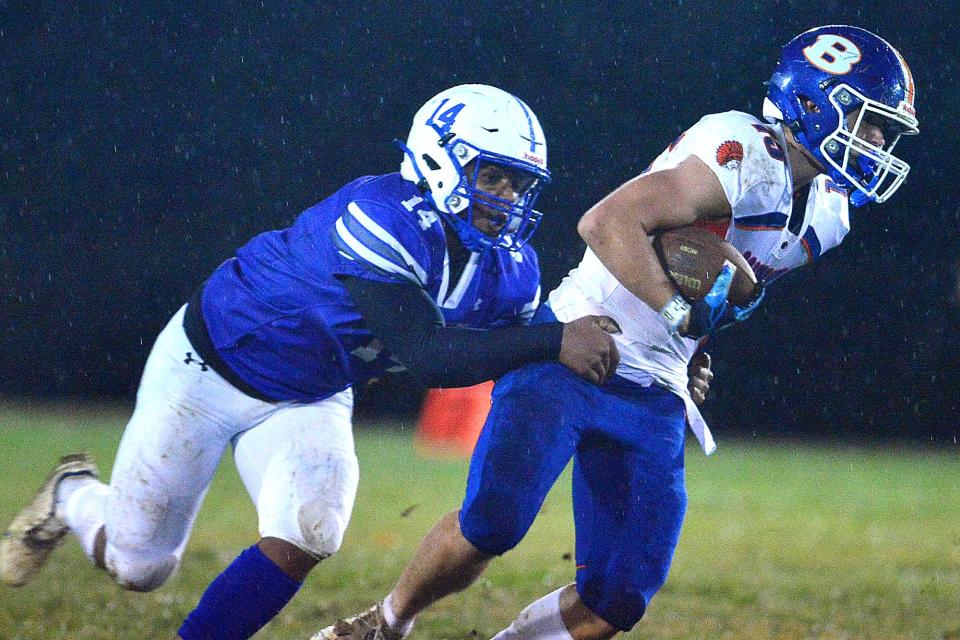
[311,604,406,640]
[0,453,99,587]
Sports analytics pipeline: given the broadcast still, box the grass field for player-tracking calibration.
[1,403,958,639]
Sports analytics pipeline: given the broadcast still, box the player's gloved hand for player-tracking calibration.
[678,263,734,338]
[731,281,765,321]
[687,351,713,405]
[559,315,621,384]
[680,264,765,338]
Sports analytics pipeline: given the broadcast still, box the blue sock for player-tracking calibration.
[178,544,302,640]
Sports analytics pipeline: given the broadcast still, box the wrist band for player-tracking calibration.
[659,293,691,334]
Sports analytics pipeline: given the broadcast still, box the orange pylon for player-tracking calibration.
[415,381,494,458]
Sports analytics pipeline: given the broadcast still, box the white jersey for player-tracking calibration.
[548,111,851,454]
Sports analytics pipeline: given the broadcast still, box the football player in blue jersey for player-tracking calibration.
[0,84,622,640]
[315,26,918,640]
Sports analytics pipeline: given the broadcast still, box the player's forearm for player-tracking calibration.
[577,202,678,312]
[340,274,563,388]
[578,162,726,318]
[401,322,564,388]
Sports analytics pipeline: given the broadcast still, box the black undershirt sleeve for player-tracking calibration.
[338,275,564,388]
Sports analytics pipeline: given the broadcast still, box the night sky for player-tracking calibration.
[2,1,958,443]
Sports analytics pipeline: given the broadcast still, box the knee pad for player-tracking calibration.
[459,495,531,556]
[106,549,179,592]
[295,497,349,560]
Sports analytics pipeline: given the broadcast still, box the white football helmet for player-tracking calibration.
[398,84,551,250]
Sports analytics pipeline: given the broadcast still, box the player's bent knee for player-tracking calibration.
[108,552,180,592]
[295,501,349,559]
[459,501,530,556]
[465,525,524,556]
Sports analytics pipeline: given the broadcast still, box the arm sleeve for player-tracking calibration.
[339,275,564,388]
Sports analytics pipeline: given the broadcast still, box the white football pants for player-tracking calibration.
[63,306,359,591]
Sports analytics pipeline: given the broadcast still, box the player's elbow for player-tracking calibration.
[577,207,608,247]
[576,210,595,243]
[578,204,641,251]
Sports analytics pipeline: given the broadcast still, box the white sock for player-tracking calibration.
[382,592,415,636]
[55,473,97,511]
[491,587,572,640]
[58,478,110,561]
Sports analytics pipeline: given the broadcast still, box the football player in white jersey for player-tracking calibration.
[315,25,918,640]
[0,85,622,639]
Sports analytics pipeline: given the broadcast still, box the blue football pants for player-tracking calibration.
[459,362,688,631]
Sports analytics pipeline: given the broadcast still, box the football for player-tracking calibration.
[652,225,759,307]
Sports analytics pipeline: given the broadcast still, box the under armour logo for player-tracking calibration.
[184,352,209,371]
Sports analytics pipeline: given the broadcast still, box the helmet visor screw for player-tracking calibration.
[448,195,461,208]
[825,140,840,153]
[454,143,469,159]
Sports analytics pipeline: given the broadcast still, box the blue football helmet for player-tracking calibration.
[398,84,551,251]
[763,25,919,206]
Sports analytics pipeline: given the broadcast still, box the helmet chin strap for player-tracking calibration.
[848,157,880,207]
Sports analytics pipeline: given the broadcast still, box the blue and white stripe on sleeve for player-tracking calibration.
[333,201,429,285]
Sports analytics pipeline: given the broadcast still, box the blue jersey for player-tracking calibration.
[198,173,542,402]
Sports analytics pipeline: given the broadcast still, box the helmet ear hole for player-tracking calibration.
[797,95,820,114]
[422,154,441,171]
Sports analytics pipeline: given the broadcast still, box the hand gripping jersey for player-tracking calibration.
[548,111,850,454]
[197,173,541,402]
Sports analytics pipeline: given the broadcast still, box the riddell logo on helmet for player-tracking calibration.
[523,152,545,165]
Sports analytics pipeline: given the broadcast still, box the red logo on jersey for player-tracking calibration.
[716,140,744,169]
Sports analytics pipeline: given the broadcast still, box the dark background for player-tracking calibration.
[2,1,957,443]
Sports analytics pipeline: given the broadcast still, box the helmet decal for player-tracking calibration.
[802,35,862,75]
[425,100,466,136]
[512,96,538,151]
[891,47,916,114]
